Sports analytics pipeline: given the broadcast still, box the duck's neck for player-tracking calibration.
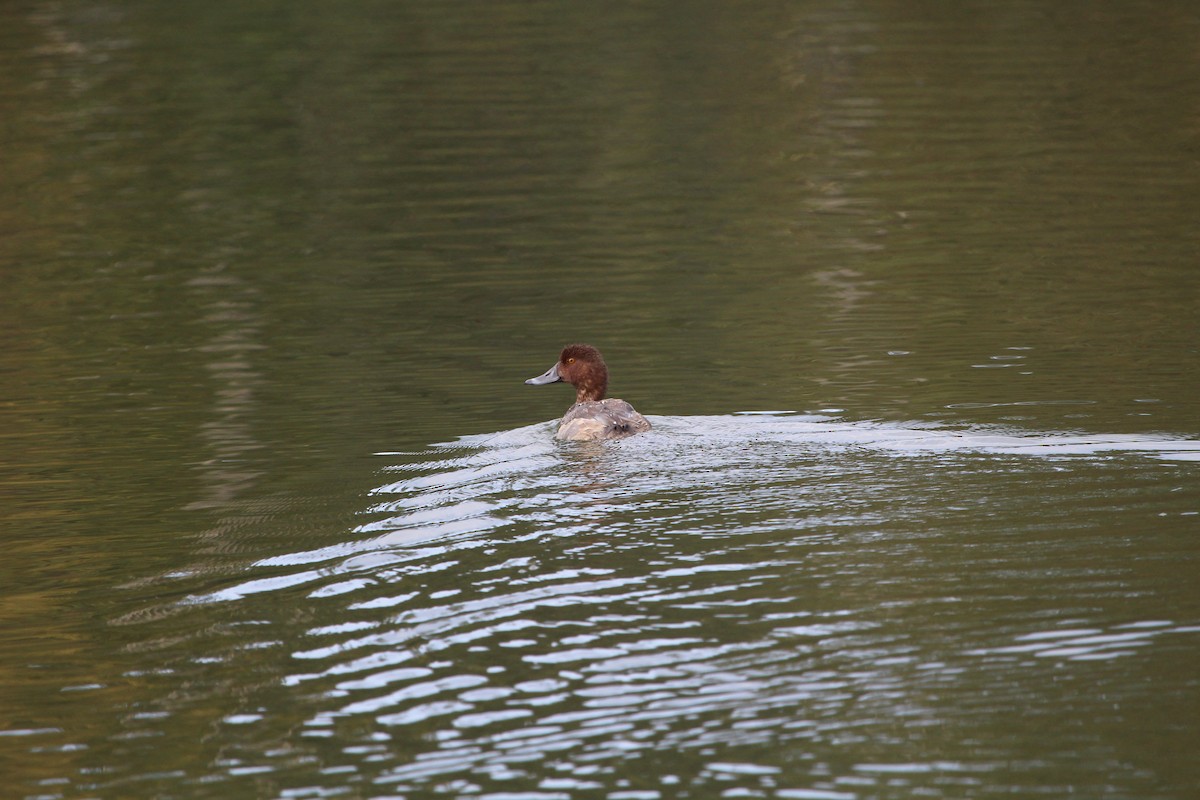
[575,377,607,404]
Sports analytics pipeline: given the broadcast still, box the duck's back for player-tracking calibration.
[556,399,651,441]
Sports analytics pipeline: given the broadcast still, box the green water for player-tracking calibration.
[2,1,1198,798]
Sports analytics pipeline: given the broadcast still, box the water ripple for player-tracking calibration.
[115,413,1199,795]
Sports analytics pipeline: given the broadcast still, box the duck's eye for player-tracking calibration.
[566,357,575,364]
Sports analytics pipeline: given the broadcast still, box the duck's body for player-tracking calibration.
[557,399,651,441]
[525,344,651,441]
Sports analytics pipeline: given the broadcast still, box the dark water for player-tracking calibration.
[2,1,1199,798]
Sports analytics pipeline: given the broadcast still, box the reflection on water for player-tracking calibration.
[3,0,1200,797]
[90,415,1198,797]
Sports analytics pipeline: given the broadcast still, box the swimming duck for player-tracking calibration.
[525,344,651,441]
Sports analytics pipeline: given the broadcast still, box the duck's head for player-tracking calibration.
[525,343,608,403]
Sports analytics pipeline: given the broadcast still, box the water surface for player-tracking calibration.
[2,0,1198,798]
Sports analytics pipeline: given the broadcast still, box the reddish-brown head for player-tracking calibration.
[525,343,609,403]
[557,344,608,403]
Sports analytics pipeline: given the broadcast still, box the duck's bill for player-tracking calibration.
[525,363,561,385]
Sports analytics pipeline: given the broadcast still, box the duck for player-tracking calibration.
[525,344,652,441]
